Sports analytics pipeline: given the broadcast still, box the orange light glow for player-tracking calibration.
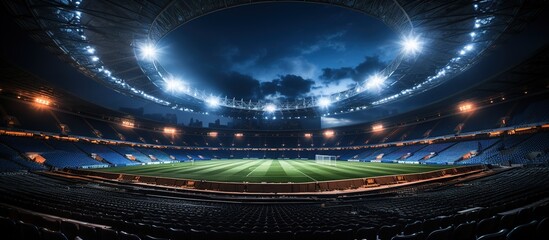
[34,97,50,106]
[121,120,134,128]
[208,132,218,137]
[323,130,334,137]
[372,124,384,132]
[234,133,243,137]
[163,127,176,134]
[304,133,313,138]
[458,103,474,112]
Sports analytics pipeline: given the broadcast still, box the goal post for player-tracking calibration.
[315,154,337,166]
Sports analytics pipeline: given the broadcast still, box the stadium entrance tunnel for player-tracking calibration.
[66,165,484,195]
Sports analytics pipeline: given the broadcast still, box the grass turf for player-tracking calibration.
[93,160,456,183]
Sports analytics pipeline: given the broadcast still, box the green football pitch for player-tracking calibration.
[94,159,455,183]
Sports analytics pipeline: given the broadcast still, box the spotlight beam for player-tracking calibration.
[140,43,158,61]
[401,35,423,55]
[264,104,277,113]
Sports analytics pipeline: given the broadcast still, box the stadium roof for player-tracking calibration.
[2,0,546,119]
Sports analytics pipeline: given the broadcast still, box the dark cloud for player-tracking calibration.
[260,80,278,96]
[212,73,316,101]
[260,74,315,100]
[354,56,386,81]
[319,55,385,84]
[217,72,261,100]
[278,75,315,99]
[319,67,354,82]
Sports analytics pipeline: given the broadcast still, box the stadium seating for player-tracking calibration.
[136,147,174,162]
[511,99,549,125]
[0,157,26,172]
[426,139,498,164]
[52,111,96,137]
[0,167,546,240]
[0,99,61,134]
[40,151,107,168]
[0,143,45,171]
[74,142,137,166]
[110,145,152,163]
[404,142,455,162]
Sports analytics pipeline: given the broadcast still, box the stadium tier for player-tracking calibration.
[1,94,549,169]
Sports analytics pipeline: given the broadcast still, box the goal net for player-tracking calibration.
[315,154,337,166]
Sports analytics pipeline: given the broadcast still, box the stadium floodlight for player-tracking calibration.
[323,130,335,137]
[86,47,95,54]
[365,74,386,90]
[318,97,331,108]
[400,34,422,55]
[264,104,277,113]
[206,96,220,107]
[164,77,186,93]
[121,120,134,128]
[163,127,176,134]
[458,102,474,112]
[140,43,158,61]
[372,124,384,132]
[464,44,474,51]
[34,97,50,106]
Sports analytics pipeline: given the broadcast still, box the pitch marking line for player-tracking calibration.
[291,164,317,182]
[245,160,267,177]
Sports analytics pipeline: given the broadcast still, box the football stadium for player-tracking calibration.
[1,1,549,240]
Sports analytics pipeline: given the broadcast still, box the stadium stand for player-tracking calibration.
[383,144,427,161]
[404,142,456,162]
[74,142,138,166]
[40,151,107,168]
[0,143,46,171]
[56,112,98,138]
[0,166,546,239]
[0,99,61,134]
[426,139,499,164]
[136,147,174,162]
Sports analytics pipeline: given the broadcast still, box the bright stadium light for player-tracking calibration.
[372,124,384,132]
[34,97,51,106]
[458,102,475,112]
[323,130,335,137]
[318,97,331,108]
[86,47,95,54]
[206,96,220,107]
[365,74,386,90]
[400,35,423,55]
[121,120,134,128]
[140,43,158,61]
[164,77,186,93]
[163,127,176,134]
[264,104,277,113]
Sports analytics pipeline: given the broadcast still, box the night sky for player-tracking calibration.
[2,2,549,128]
[158,3,397,102]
